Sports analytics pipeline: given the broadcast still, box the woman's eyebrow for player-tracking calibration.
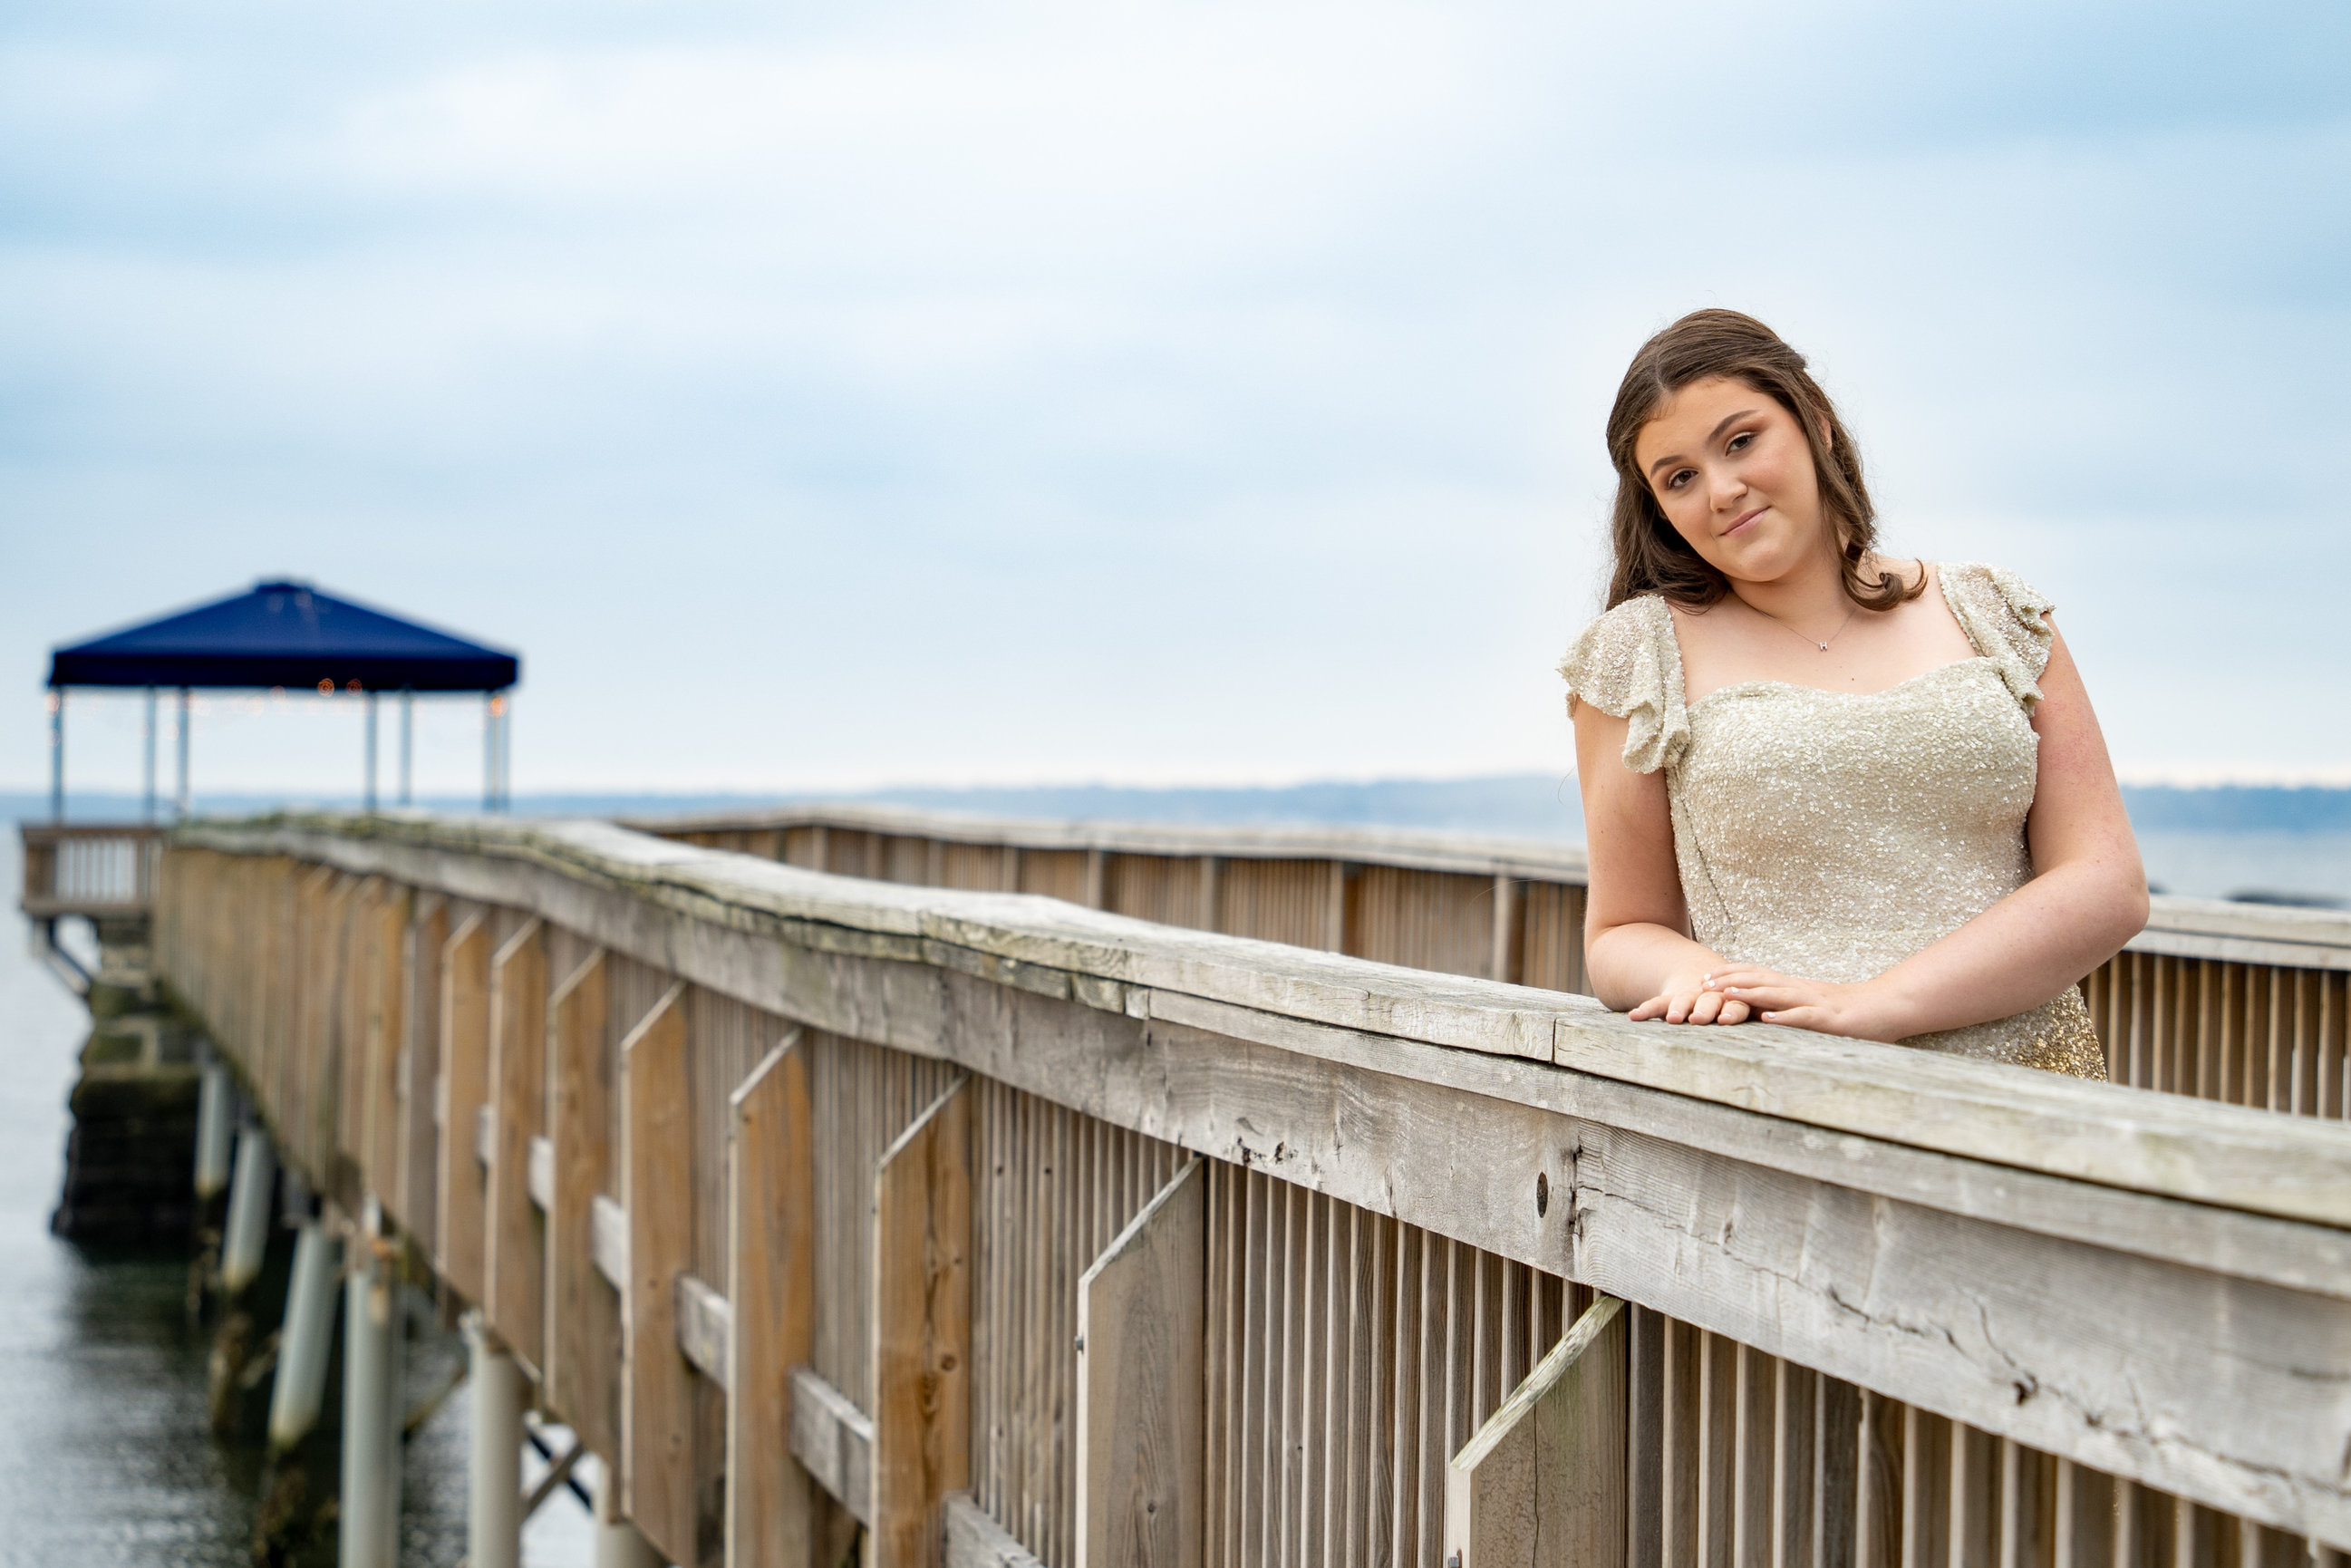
[1708,408,1762,443]
[1646,409,1763,479]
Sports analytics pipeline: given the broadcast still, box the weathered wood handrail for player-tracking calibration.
[638,801,2351,1119]
[153,812,2351,1563]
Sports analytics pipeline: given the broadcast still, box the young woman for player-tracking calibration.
[1560,310,2146,1076]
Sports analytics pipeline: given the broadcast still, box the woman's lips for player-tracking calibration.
[1723,507,1766,537]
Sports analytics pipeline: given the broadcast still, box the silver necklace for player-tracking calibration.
[1747,596,1858,653]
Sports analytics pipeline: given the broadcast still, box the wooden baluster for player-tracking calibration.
[437,913,493,1303]
[727,1030,842,1568]
[871,1075,973,1568]
[623,982,695,1562]
[547,951,621,1463]
[1441,1295,1628,1568]
[1075,1157,1205,1568]
[486,918,547,1370]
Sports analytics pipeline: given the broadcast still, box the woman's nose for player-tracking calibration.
[1708,468,1746,509]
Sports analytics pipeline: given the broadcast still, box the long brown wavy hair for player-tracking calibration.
[1602,309,1922,613]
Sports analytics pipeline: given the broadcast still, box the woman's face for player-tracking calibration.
[1632,376,1829,585]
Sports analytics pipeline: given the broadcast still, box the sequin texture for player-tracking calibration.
[1559,561,2106,1079]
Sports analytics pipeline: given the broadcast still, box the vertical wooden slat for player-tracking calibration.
[1441,1295,1627,1568]
[1662,1318,1700,1568]
[1814,1376,1861,1568]
[1698,1332,1736,1568]
[728,1031,834,1568]
[547,952,620,1462]
[2051,1457,2111,1568]
[1732,1345,1771,1565]
[436,913,493,1302]
[486,917,547,1370]
[1770,1359,1815,1568]
[872,1076,973,1568]
[624,982,695,1563]
[1627,1306,1666,1568]
[1949,1422,1994,1568]
[361,887,408,1202]
[1899,1408,1949,1568]
[1076,1157,1205,1568]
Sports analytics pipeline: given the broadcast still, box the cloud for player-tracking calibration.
[2,0,2346,793]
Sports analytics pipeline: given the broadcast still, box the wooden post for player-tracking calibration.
[725,1031,829,1568]
[1443,1295,1627,1568]
[624,982,695,1563]
[487,918,548,1372]
[438,914,493,1303]
[1075,1157,1205,1568]
[547,950,622,1462]
[871,1076,972,1568]
[1490,875,1516,985]
[362,889,409,1204]
[396,895,447,1243]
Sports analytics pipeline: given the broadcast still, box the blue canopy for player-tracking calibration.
[48,580,519,692]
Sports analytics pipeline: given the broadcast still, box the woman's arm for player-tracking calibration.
[1573,701,1751,1024]
[1715,620,2149,1039]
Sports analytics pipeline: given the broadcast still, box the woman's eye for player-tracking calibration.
[1666,469,1692,489]
[1727,431,1752,453]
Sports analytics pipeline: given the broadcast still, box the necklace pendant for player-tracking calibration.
[1816,642,1828,651]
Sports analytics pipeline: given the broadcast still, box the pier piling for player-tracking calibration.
[219,1126,274,1296]
[192,1060,232,1201]
[467,1312,524,1568]
[266,1219,339,1451]
[339,1244,403,1567]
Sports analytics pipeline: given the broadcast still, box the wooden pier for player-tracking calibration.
[122,808,2351,1564]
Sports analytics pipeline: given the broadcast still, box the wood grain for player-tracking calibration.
[623,982,695,1563]
[1443,1295,1626,1568]
[436,912,492,1303]
[1075,1157,1205,1568]
[486,917,547,1372]
[725,1034,829,1568]
[789,1364,875,1523]
[546,949,621,1459]
[872,1076,973,1568]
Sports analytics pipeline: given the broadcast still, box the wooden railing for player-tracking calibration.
[18,821,165,919]
[154,813,2351,1566]
[637,803,2351,1119]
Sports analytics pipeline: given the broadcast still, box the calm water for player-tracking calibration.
[0,833,593,1565]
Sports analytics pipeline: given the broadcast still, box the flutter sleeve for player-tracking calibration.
[1556,595,1688,774]
[1941,562,2057,711]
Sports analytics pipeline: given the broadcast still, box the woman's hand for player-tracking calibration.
[1627,972,1752,1026]
[1707,966,1908,1042]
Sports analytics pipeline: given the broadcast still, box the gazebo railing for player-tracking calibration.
[17,822,165,919]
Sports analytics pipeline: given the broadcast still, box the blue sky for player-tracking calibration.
[4,0,2347,797]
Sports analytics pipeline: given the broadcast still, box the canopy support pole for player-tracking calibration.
[399,692,414,807]
[482,694,495,812]
[142,687,158,823]
[48,690,63,824]
[364,692,379,814]
[175,687,191,819]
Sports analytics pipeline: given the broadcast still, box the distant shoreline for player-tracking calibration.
[6,778,2350,837]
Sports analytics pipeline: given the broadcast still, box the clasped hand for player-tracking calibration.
[1627,965,1900,1041]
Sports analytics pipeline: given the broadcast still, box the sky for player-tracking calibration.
[4,0,2347,798]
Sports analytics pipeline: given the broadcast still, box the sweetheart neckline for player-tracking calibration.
[1684,654,1996,712]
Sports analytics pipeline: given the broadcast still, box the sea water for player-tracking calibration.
[0,833,592,1566]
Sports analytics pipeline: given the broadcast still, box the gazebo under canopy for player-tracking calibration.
[45,580,522,819]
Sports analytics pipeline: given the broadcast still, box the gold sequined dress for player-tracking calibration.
[1558,561,2106,1078]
